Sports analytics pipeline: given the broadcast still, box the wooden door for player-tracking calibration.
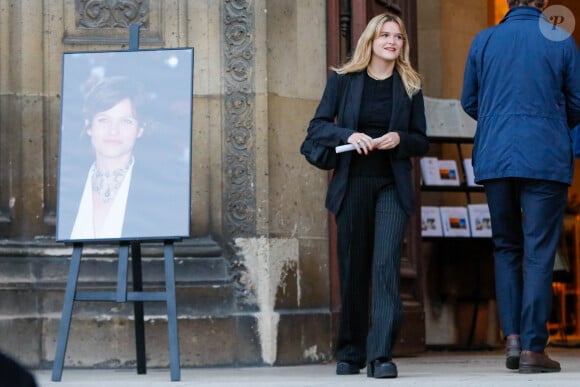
[326,0,425,356]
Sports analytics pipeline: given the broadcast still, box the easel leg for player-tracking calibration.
[131,241,147,374]
[164,241,181,381]
[116,242,129,302]
[51,244,83,382]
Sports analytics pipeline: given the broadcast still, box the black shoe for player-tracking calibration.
[505,335,521,370]
[336,361,361,375]
[367,359,397,378]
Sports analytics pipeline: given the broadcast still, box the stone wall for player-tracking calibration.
[0,0,332,369]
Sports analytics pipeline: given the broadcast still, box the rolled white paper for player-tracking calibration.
[335,144,356,153]
[335,138,381,153]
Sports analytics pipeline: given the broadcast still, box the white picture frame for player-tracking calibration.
[56,48,194,242]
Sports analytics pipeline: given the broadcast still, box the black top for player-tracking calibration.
[349,72,394,178]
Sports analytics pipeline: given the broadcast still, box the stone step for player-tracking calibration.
[0,284,235,317]
[0,314,262,368]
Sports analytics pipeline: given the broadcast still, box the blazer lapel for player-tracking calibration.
[347,71,365,129]
[389,70,406,132]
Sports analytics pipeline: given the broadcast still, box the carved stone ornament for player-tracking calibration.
[223,0,257,308]
[223,0,256,240]
[65,0,160,48]
[77,0,149,29]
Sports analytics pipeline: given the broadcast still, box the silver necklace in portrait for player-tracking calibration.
[91,162,131,203]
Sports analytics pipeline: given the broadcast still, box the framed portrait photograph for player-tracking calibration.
[56,48,193,242]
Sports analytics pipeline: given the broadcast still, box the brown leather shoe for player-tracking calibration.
[505,335,521,370]
[519,350,561,373]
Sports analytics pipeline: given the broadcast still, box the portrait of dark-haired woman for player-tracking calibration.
[57,75,190,241]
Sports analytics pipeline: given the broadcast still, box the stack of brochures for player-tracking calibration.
[421,204,492,238]
[420,157,482,187]
[420,157,460,186]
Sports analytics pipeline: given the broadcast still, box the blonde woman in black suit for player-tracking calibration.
[307,12,428,378]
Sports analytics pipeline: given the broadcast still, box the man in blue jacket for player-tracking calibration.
[461,0,580,374]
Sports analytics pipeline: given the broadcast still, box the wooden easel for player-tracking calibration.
[51,25,181,382]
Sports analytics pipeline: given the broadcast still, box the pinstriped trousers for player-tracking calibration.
[335,176,408,365]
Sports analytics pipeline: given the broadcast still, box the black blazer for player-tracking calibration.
[307,70,429,215]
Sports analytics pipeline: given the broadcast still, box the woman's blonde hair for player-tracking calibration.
[333,13,421,98]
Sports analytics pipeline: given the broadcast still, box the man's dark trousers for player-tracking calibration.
[484,177,568,352]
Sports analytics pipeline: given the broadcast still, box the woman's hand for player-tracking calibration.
[347,133,374,155]
[374,132,400,150]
